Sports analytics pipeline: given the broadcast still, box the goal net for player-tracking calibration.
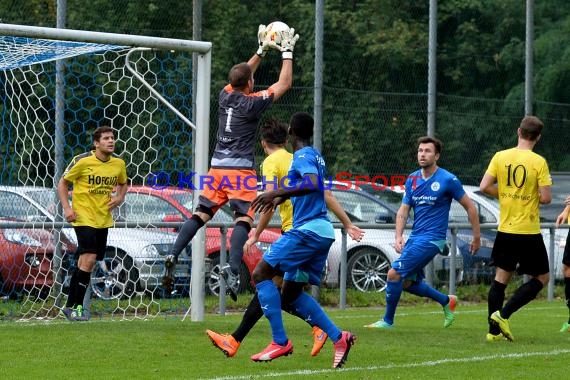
[0,26,211,321]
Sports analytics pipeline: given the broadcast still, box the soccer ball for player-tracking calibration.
[264,21,290,46]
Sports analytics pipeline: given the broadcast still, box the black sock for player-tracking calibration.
[65,269,79,307]
[171,215,204,259]
[564,277,570,323]
[74,269,92,307]
[232,293,264,342]
[488,280,506,334]
[228,221,251,275]
[502,278,543,319]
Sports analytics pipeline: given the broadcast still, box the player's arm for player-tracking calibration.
[458,194,481,254]
[109,182,128,210]
[395,203,411,253]
[538,185,551,204]
[57,177,76,222]
[267,59,292,101]
[479,173,498,198]
[325,190,364,242]
[555,201,570,228]
[252,173,319,213]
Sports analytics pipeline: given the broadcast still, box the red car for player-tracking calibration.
[0,219,75,298]
[119,186,280,295]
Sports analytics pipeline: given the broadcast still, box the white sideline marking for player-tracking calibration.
[203,349,570,380]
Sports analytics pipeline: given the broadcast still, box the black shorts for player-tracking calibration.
[73,226,109,261]
[490,231,549,276]
[563,230,570,267]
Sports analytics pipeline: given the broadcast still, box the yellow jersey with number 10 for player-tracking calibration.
[485,147,551,234]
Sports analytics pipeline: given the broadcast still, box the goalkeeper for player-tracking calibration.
[162,24,299,301]
[206,118,364,358]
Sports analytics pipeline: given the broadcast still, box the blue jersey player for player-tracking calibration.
[365,136,481,329]
[250,112,356,369]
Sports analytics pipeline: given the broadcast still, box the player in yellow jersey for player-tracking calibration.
[480,115,552,341]
[57,126,128,321]
[206,118,363,358]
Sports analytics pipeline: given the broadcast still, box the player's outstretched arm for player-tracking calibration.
[325,190,364,242]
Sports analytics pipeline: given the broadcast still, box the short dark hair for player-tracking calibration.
[228,62,251,89]
[417,136,443,154]
[93,125,114,142]
[289,112,314,140]
[261,117,288,146]
[519,115,544,141]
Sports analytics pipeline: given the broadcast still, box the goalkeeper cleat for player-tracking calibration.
[161,254,177,292]
[220,264,238,302]
[251,340,293,362]
[560,322,570,332]
[332,331,356,369]
[364,319,393,329]
[490,311,514,341]
[206,329,240,357]
[443,295,457,328]
[311,326,328,357]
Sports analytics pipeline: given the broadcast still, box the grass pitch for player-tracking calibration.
[1,300,569,379]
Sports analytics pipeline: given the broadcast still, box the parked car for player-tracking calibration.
[118,186,281,296]
[0,186,189,300]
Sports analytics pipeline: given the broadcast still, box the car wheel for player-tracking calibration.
[90,248,138,300]
[347,248,390,292]
[206,253,250,296]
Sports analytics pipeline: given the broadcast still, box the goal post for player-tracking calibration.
[0,23,211,322]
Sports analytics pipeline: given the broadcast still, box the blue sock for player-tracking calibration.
[291,292,342,342]
[406,281,448,306]
[383,279,403,325]
[256,280,288,345]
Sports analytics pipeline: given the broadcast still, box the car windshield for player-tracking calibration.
[171,193,194,211]
[357,183,404,210]
[329,189,395,223]
[24,188,57,213]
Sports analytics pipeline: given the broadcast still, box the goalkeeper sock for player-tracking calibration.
[232,293,264,342]
[228,221,251,275]
[170,214,205,259]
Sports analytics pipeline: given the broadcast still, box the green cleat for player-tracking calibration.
[490,311,514,341]
[443,295,457,328]
[560,322,570,332]
[486,332,505,342]
[364,319,394,329]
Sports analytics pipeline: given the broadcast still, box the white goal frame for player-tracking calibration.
[0,23,212,322]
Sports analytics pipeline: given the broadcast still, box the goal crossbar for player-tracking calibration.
[0,23,211,322]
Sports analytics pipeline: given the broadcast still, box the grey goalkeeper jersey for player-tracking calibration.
[211,84,274,169]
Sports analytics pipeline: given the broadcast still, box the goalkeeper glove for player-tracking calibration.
[279,28,299,60]
[256,24,269,57]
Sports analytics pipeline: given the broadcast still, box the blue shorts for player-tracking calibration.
[391,237,446,280]
[263,228,334,286]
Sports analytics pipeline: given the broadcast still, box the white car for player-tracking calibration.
[0,186,190,300]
